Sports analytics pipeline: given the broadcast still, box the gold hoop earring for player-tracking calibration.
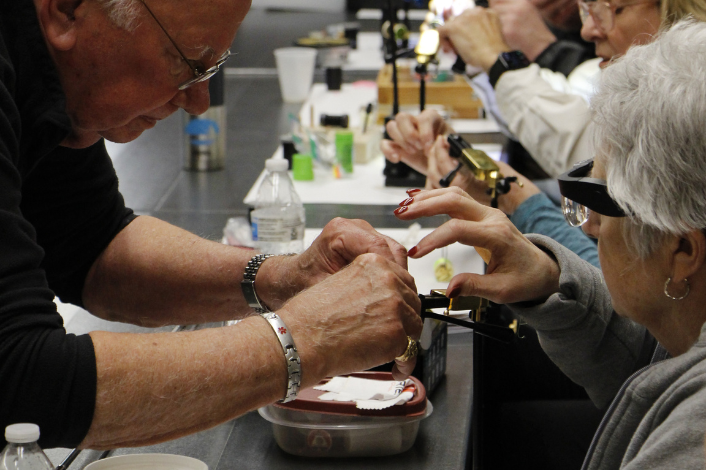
[664,277,690,301]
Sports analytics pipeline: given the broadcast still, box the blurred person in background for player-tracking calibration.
[384,0,706,258]
[389,0,706,178]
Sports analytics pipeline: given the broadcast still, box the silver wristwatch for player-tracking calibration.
[241,254,277,313]
[260,312,301,403]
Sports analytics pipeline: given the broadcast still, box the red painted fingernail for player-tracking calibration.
[407,188,422,196]
[399,197,414,207]
[447,285,461,298]
[407,246,418,257]
[394,206,408,215]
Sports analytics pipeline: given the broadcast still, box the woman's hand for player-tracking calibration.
[437,8,511,73]
[489,0,557,61]
[426,136,541,214]
[395,187,560,304]
[381,110,453,175]
[425,135,493,197]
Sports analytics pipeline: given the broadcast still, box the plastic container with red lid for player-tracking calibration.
[258,372,432,458]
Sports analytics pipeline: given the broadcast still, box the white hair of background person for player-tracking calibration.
[591,17,706,259]
[101,0,141,31]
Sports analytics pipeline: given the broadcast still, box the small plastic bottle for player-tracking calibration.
[0,424,54,470]
[251,158,305,255]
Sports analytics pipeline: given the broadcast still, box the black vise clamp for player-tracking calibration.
[440,134,523,209]
[419,289,521,343]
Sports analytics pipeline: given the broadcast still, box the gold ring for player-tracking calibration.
[395,336,419,362]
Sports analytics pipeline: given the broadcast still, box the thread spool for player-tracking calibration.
[320,114,349,128]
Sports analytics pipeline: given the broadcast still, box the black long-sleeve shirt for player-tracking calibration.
[0,0,136,448]
[536,28,596,77]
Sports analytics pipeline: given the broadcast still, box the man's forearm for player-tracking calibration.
[79,217,424,448]
[81,317,288,449]
[83,216,303,326]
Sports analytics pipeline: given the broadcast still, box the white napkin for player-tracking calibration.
[314,376,416,410]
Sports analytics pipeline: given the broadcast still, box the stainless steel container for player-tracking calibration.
[183,70,225,171]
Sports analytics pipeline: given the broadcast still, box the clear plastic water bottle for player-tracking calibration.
[251,158,305,254]
[0,424,54,470]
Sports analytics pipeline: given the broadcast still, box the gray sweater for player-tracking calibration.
[513,235,706,469]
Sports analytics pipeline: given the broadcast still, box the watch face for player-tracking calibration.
[500,51,530,70]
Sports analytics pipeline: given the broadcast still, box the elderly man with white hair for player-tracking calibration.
[393,18,706,469]
[0,0,423,449]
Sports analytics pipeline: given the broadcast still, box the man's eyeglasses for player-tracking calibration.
[138,0,231,90]
[558,159,627,227]
[578,0,656,33]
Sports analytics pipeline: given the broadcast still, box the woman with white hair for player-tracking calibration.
[394,19,706,468]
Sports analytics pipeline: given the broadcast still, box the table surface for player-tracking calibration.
[243,83,502,207]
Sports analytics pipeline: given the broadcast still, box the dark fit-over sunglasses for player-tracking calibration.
[558,159,627,227]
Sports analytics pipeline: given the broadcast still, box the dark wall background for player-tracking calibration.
[346,0,430,11]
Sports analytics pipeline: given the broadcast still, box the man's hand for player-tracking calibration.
[278,253,423,383]
[437,8,511,73]
[257,218,409,311]
[300,217,408,274]
[490,0,557,61]
[381,110,452,176]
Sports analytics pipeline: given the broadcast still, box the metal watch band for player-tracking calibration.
[241,254,277,313]
[260,312,301,403]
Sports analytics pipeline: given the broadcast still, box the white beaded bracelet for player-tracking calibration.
[260,312,301,403]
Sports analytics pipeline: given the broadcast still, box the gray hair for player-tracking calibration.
[99,0,142,31]
[591,18,706,258]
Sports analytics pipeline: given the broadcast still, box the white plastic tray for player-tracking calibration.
[84,454,207,470]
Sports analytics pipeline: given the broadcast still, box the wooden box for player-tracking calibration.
[377,64,483,122]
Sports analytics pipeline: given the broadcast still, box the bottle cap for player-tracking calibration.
[292,154,314,181]
[320,113,348,128]
[265,158,289,172]
[335,131,354,174]
[335,130,354,144]
[5,423,40,443]
[325,68,343,91]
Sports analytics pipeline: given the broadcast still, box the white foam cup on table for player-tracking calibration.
[274,47,317,103]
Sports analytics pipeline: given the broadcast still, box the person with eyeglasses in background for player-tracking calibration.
[384,0,706,182]
[435,0,598,181]
[394,19,706,469]
[438,0,595,76]
[383,0,706,269]
[0,0,425,450]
